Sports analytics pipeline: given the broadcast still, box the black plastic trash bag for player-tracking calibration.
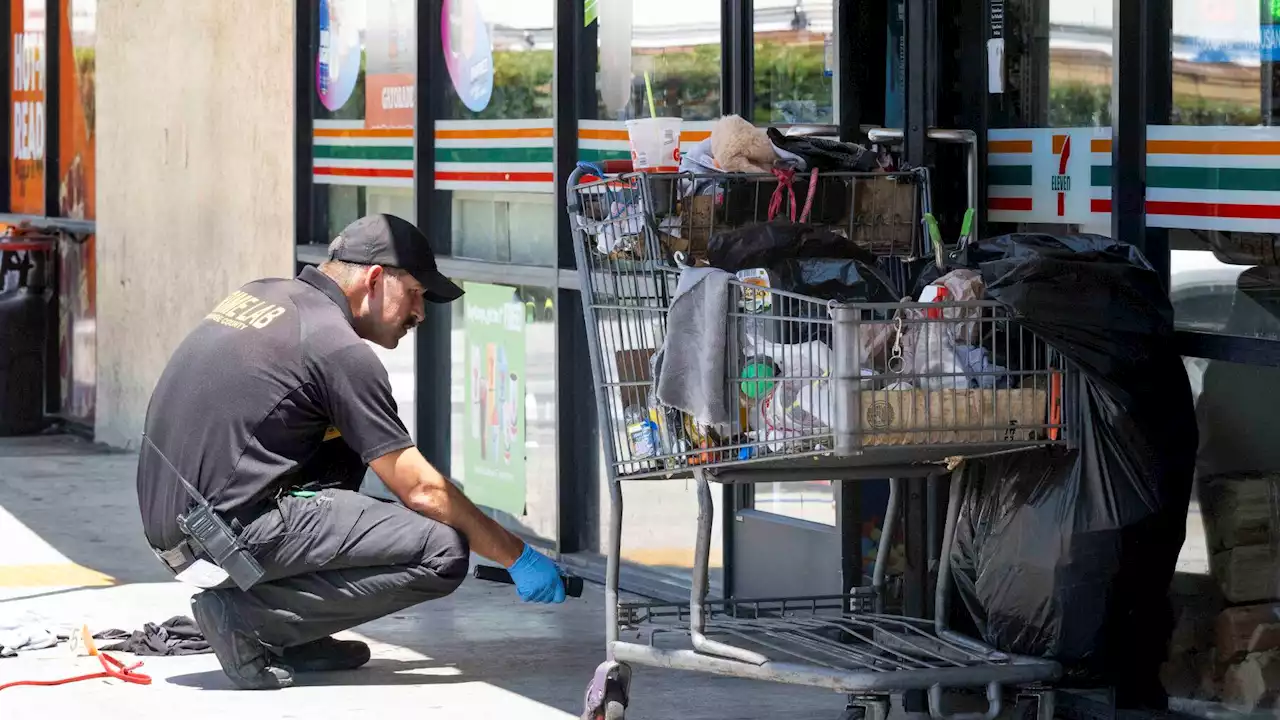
[947,233,1196,707]
[709,219,863,270]
[708,220,899,344]
[771,257,899,304]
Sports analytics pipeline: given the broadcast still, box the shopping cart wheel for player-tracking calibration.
[840,695,890,720]
[581,660,632,720]
[1013,690,1054,720]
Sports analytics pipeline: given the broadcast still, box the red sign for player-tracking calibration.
[364,73,415,128]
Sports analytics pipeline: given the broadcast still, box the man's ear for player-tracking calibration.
[365,265,385,293]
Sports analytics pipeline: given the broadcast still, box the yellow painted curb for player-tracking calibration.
[0,563,116,588]
[621,548,724,569]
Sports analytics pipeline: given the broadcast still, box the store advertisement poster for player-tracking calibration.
[442,0,493,112]
[463,282,527,516]
[365,0,416,128]
[57,0,97,426]
[11,0,45,214]
[316,0,363,112]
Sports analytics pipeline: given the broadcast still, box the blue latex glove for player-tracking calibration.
[507,545,566,604]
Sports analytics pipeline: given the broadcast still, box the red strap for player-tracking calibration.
[767,167,798,222]
[0,652,153,692]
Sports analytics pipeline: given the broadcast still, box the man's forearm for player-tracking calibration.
[370,446,527,567]
[407,480,524,567]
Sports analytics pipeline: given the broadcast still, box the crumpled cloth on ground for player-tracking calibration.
[653,267,735,426]
[96,615,212,656]
[0,612,66,658]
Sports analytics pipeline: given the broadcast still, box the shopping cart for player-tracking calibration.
[566,156,1076,720]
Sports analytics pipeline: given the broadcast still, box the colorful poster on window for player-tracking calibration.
[11,0,46,214]
[317,0,363,112]
[463,282,527,516]
[442,0,493,112]
[55,0,96,426]
[365,0,415,128]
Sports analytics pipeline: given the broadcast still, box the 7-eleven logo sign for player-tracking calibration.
[1051,134,1072,217]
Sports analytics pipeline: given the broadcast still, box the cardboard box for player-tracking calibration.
[1212,545,1280,605]
[1198,473,1280,553]
[1217,604,1280,660]
[848,176,917,256]
[855,388,1049,447]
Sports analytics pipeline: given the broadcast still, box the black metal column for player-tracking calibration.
[1111,0,1148,264]
[902,4,938,712]
[1144,0,1172,289]
[0,4,10,211]
[294,0,314,248]
[720,0,752,595]
[43,0,59,218]
[414,0,453,472]
[723,0,752,120]
[903,0,936,168]
[553,0,598,556]
[838,0,887,142]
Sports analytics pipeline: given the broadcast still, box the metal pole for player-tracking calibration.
[1111,0,1148,257]
[414,0,452,472]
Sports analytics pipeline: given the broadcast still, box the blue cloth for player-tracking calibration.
[507,545,567,604]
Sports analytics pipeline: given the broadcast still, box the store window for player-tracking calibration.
[311,0,417,244]
[1156,1,1280,714]
[309,0,418,441]
[435,0,556,265]
[751,1,834,126]
[449,281,557,543]
[55,0,96,426]
[986,0,1113,238]
[11,0,46,215]
[591,0,722,122]
[1158,0,1280,340]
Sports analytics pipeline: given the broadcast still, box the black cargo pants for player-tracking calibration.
[210,488,470,650]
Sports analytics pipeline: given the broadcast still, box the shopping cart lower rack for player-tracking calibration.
[567,165,1075,720]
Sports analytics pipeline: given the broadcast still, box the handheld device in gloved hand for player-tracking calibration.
[479,545,573,603]
[473,564,584,598]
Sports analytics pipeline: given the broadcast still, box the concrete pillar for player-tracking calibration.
[94,0,296,448]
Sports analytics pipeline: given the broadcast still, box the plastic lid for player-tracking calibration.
[741,362,777,399]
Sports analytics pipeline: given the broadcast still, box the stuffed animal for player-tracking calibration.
[711,114,778,174]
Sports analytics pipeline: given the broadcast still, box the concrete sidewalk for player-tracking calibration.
[0,435,843,719]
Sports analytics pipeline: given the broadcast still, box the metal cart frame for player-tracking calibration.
[566,161,1069,720]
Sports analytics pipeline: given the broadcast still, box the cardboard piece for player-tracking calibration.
[1218,604,1280,660]
[1198,473,1280,553]
[848,176,917,257]
[855,388,1048,447]
[1212,545,1280,605]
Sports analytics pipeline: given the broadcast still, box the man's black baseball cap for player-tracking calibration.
[329,214,464,303]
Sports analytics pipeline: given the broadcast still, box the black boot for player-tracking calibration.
[190,589,294,690]
[279,636,372,673]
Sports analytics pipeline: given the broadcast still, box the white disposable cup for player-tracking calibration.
[625,117,683,172]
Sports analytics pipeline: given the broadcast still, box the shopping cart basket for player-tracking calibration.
[567,160,1075,720]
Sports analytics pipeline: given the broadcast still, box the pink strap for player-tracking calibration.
[798,167,819,223]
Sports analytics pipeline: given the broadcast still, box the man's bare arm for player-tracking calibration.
[369,446,524,567]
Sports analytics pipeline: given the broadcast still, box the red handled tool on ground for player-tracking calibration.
[472,565,585,598]
[0,652,153,692]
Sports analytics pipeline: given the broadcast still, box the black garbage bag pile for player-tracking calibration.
[707,219,900,345]
[945,233,1197,707]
